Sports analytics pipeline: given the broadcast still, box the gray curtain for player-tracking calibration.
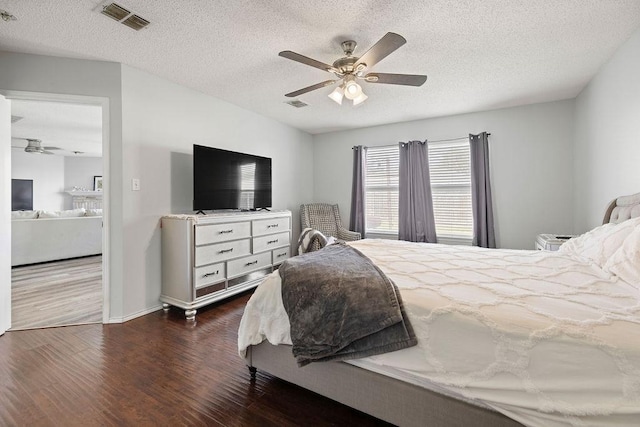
[398,140,437,243]
[349,145,366,235]
[470,132,496,248]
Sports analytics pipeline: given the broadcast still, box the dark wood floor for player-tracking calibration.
[0,291,390,426]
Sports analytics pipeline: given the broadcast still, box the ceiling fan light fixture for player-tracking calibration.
[352,92,368,106]
[343,77,362,100]
[328,85,344,105]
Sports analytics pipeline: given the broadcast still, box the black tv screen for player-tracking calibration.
[12,179,33,211]
[193,145,272,211]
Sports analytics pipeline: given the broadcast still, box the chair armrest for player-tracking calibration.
[338,228,362,241]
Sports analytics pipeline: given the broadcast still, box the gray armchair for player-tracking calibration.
[300,203,362,242]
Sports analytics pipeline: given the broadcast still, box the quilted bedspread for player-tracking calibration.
[238,238,640,427]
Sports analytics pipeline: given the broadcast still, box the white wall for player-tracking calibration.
[64,156,103,209]
[119,65,314,316]
[573,27,640,232]
[11,150,65,211]
[313,100,575,249]
[0,95,11,334]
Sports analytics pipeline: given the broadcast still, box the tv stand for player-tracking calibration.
[255,207,271,211]
[195,210,207,215]
[160,210,292,320]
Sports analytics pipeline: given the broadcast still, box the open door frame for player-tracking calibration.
[0,94,11,335]
[0,91,111,329]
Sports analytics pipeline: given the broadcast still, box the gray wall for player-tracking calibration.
[573,27,640,232]
[312,100,576,250]
[12,149,65,211]
[120,65,313,317]
[0,52,313,321]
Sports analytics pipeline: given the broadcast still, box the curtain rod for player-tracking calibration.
[352,133,490,149]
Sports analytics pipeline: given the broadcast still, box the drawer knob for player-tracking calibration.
[277,252,286,258]
[267,239,278,244]
[245,260,258,266]
[203,271,219,278]
[267,224,279,228]
[219,229,233,234]
[219,248,234,254]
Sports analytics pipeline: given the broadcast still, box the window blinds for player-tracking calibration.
[364,140,473,240]
[365,146,399,234]
[428,140,472,239]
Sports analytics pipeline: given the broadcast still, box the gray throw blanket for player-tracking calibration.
[279,243,417,366]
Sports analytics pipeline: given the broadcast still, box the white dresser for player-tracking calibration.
[161,210,292,320]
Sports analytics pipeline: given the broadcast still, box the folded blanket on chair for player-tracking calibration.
[280,243,417,366]
[297,227,330,253]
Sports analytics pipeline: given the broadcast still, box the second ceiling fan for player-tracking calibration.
[279,32,427,106]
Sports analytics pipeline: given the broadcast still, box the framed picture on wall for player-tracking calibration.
[94,176,103,191]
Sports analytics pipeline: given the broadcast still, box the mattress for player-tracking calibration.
[238,238,640,427]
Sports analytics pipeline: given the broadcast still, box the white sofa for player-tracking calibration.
[11,209,102,267]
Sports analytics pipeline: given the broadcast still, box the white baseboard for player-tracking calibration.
[107,304,163,324]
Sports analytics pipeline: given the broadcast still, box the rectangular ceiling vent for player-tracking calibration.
[10,115,23,123]
[122,14,150,31]
[285,100,309,108]
[101,3,149,31]
[101,3,130,21]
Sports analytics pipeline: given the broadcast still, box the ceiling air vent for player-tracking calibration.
[10,115,23,123]
[100,2,150,31]
[101,3,130,21]
[285,100,309,108]
[122,14,149,31]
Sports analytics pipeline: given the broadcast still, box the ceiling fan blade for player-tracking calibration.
[42,150,55,155]
[364,72,427,87]
[355,32,406,70]
[279,51,335,73]
[285,80,338,97]
[43,146,61,150]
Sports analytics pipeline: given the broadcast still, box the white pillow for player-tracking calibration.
[604,226,640,286]
[11,210,38,220]
[85,208,102,217]
[558,217,640,267]
[39,208,86,218]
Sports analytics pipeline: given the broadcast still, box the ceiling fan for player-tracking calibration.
[11,138,62,155]
[279,32,427,106]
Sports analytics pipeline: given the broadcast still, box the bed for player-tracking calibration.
[238,193,640,427]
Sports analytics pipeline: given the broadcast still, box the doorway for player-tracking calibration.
[6,95,109,330]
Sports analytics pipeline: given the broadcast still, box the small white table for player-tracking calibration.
[535,234,576,251]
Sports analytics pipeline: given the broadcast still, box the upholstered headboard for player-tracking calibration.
[603,192,640,224]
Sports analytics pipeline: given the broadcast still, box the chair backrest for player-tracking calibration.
[300,203,341,238]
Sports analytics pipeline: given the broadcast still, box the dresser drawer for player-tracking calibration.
[253,216,290,236]
[194,263,226,289]
[227,252,271,278]
[194,239,251,267]
[253,231,290,253]
[272,247,290,265]
[195,221,251,245]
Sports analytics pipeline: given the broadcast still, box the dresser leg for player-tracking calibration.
[248,366,257,380]
[162,303,170,311]
[185,309,197,321]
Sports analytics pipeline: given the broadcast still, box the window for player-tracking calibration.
[365,146,399,234]
[364,141,472,242]
[428,140,472,242]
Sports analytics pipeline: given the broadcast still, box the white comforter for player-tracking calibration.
[238,239,640,427]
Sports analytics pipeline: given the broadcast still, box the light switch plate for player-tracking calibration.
[132,178,140,191]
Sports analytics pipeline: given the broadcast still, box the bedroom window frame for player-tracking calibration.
[363,141,473,244]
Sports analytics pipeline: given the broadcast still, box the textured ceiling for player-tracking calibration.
[1,0,639,135]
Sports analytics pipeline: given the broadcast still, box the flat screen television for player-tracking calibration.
[193,144,272,211]
[12,179,33,211]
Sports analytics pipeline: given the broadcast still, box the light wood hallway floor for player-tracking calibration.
[11,256,102,331]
